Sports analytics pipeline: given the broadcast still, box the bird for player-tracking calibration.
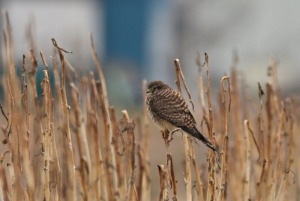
[146,80,216,152]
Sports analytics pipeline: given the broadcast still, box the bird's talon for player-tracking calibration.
[167,136,173,144]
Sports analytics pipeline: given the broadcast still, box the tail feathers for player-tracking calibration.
[180,126,217,152]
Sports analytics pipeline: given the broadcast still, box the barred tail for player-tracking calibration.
[180,126,217,152]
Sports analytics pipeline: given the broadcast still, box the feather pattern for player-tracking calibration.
[146,80,216,151]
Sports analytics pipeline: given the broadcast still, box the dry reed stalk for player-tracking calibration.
[196,52,207,121]
[263,83,273,200]
[51,48,63,109]
[265,82,276,181]
[268,59,282,98]
[284,98,297,198]
[174,58,192,201]
[243,120,251,201]
[52,38,76,200]
[41,70,52,201]
[275,101,295,201]
[158,129,172,200]
[218,75,230,201]
[70,83,91,201]
[266,61,281,149]
[142,79,151,200]
[0,151,10,201]
[49,49,63,201]
[258,83,265,161]
[203,53,216,201]
[196,55,209,199]
[256,82,267,201]
[109,107,125,200]
[159,130,178,201]
[40,50,49,70]
[135,117,144,201]
[40,50,52,201]
[27,48,45,200]
[122,110,137,201]
[2,11,24,200]
[257,159,267,201]
[2,11,14,67]
[96,81,115,201]
[89,33,109,108]
[142,80,150,156]
[168,153,178,201]
[191,143,204,201]
[21,54,35,199]
[157,164,169,201]
[42,54,61,201]
[64,57,79,80]
[263,83,282,200]
[28,49,39,113]
[27,20,37,56]
[1,80,17,201]
[198,76,207,118]
[87,73,104,200]
[270,102,286,200]
[0,123,9,201]
[137,146,145,201]
[156,147,178,201]
[229,65,244,200]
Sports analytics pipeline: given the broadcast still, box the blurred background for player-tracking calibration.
[1,0,299,109]
[1,0,299,199]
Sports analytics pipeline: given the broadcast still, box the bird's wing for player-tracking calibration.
[150,90,196,128]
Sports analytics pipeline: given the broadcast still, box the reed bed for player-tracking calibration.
[0,12,299,201]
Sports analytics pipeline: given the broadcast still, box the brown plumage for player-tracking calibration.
[146,80,216,151]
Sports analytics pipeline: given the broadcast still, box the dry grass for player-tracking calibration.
[0,11,299,201]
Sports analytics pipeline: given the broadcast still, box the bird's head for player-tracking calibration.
[147,80,168,95]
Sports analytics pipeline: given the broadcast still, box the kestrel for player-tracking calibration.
[146,80,216,151]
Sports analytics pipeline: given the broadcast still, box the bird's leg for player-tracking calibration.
[166,128,182,144]
[161,128,170,147]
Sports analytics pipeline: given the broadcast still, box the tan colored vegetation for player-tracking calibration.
[0,11,299,201]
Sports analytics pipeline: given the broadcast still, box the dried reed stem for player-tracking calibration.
[109,107,126,200]
[96,81,115,201]
[229,65,244,200]
[70,83,91,201]
[50,50,63,200]
[243,120,251,201]
[204,53,216,201]
[141,80,151,200]
[191,144,204,201]
[2,11,23,200]
[87,73,104,200]
[219,75,230,201]
[122,110,137,201]
[270,102,286,200]
[258,82,265,160]
[41,70,51,201]
[196,52,207,118]
[89,33,109,107]
[174,58,192,201]
[158,164,169,201]
[52,38,76,200]
[21,54,35,199]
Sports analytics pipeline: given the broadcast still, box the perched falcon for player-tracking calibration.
[146,80,216,151]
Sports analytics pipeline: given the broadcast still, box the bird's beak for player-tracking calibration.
[146,89,150,93]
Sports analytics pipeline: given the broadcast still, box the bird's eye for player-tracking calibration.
[152,87,159,93]
[150,87,156,93]
[147,86,161,94]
